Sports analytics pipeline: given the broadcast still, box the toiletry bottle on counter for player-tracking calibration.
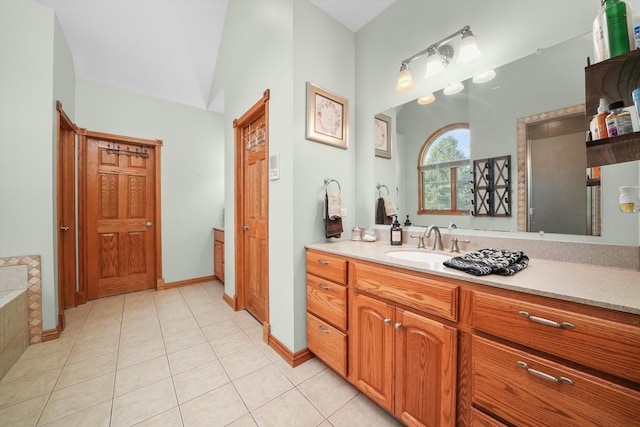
[390,215,402,245]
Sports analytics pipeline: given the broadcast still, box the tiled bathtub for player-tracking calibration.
[0,257,41,379]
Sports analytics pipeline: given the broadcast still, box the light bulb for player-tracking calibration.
[472,69,496,84]
[396,66,414,92]
[424,52,445,79]
[457,32,481,64]
[443,81,464,95]
[417,93,435,105]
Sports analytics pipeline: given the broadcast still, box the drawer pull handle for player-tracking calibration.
[317,283,331,290]
[317,259,331,265]
[518,311,575,329]
[395,322,403,329]
[384,318,391,325]
[318,324,331,334]
[517,361,573,385]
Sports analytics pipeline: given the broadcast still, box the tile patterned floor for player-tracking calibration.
[0,281,402,426]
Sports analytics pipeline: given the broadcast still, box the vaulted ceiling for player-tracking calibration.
[35,0,395,111]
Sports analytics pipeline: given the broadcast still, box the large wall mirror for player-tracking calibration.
[373,33,640,245]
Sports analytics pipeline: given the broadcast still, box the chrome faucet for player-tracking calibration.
[425,225,444,251]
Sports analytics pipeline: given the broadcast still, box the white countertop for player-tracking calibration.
[306,240,640,315]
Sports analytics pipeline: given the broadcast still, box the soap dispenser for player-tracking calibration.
[390,215,403,245]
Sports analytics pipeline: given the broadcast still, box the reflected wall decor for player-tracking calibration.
[374,114,391,159]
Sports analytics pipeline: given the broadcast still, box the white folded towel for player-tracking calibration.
[383,197,397,216]
[327,193,342,219]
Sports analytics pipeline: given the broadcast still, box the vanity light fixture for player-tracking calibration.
[472,69,496,84]
[443,81,464,95]
[417,92,436,105]
[395,63,415,91]
[395,25,481,91]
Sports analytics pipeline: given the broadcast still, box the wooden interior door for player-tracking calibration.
[82,132,159,300]
[234,90,270,329]
[55,102,78,320]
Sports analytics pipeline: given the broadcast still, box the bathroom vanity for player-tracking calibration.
[305,241,640,427]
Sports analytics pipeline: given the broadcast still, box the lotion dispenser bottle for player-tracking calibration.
[390,215,403,246]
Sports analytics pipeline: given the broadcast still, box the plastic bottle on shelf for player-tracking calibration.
[594,0,610,62]
[606,101,634,137]
[605,0,634,57]
[596,98,610,139]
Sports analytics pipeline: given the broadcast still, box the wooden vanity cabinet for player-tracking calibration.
[350,261,458,427]
[306,250,348,376]
[466,288,640,427]
[214,228,224,283]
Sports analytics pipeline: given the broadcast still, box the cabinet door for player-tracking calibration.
[350,292,395,411]
[214,240,223,281]
[395,309,457,427]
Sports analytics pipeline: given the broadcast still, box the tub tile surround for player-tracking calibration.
[0,255,42,380]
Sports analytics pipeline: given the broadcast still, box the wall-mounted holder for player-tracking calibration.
[472,155,511,217]
[106,143,149,159]
[619,186,640,213]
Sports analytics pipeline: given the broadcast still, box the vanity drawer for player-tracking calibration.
[306,250,348,285]
[471,291,640,383]
[307,312,347,377]
[352,262,458,321]
[470,408,506,427]
[306,274,347,331]
[472,336,640,427]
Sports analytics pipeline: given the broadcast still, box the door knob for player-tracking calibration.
[60,226,69,231]
[141,221,153,227]
[242,225,249,231]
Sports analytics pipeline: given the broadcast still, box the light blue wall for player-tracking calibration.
[212,0,355,351]
[0,0,75,330]
[75,80,225,285]
[354,0,602,227]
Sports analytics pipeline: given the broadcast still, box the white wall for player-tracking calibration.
[75,80,225,284]
[0,0,75,330]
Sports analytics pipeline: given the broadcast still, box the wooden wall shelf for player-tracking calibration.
[586,132,640,167]
[585,50,640,167]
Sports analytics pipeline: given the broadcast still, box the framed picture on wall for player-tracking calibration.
[306,82,348,149]
[374,114,391,159]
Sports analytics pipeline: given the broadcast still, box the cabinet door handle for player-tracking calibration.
[518,311,575,329]
[318,324,331,334]
[395,322,402,329]
[317,283,331,290]
[317,259,331,265]
[384,318,391,325]
[517,361,573,385]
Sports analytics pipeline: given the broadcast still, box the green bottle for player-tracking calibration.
[605,0,630,57]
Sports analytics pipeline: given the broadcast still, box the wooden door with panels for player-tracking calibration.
[55,102,78,328]
[234,90,270,336]
[79,131,163,301]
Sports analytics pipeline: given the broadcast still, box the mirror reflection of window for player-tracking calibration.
[418,123,472,215]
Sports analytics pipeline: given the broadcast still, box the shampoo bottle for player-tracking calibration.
[605,0,633,57]
[593,0,610,62]
[390,216,402,246]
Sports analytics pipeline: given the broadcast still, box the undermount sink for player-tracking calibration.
[385,250,452,264]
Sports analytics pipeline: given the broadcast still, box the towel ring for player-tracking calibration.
[377,183,389,197]
[324,178,341,194]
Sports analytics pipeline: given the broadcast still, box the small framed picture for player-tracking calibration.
[374,114,391,159]
[306,82,348,149]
